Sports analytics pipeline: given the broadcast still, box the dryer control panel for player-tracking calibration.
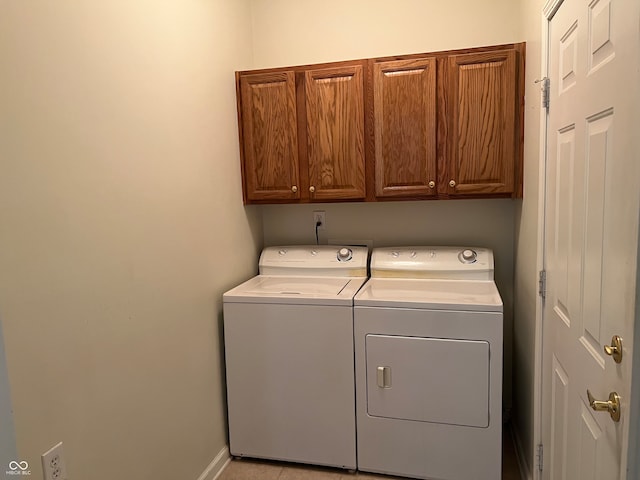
[370,246,494,280]
[259,245,368,277]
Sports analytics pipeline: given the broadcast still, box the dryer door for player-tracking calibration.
[365,334,490,427]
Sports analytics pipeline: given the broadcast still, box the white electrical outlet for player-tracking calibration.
[41,442,68,480]
[313,210,326,230]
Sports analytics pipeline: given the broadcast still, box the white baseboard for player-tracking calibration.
[196,445,231,480]
[510,426,533,480]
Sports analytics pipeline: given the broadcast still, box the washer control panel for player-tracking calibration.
[371,247,494,280]
[260,245,368,276]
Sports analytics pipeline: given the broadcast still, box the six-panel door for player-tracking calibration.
[542,0,638,477]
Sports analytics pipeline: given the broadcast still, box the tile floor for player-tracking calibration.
[219,426,521,480]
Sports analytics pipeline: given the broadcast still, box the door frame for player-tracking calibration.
[531,2,554,480]
[534,1,640,479]
[630,249,640,480]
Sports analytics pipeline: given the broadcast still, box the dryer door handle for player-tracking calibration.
[377,366,392,388]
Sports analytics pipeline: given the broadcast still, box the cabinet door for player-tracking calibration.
[445,50,516,195]
[239,71,300,202]
[373,58,437,198]
[305,65,365,200]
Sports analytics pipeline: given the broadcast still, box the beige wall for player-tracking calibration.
[253,0,523,412]
[250,0,523,68]
[0,2,262,480]
[514,0,544,477]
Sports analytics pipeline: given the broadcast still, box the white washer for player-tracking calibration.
[354,247,503,480]
[223,245,368,470]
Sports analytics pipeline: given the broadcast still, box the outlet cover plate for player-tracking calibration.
[41,442,68,480]
[313,210,326,230]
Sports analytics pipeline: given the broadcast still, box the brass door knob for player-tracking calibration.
[309,186,315,193]
[291,185,298,193]
[428,181,435,188]
[587,390,621,422]
[449,180,456,187]
[604,335,623,363]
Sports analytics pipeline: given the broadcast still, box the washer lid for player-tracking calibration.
[224,275,367,306]
[354,278,503,312]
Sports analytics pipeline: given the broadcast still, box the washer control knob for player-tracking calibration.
[337,247,353,262]
[410,251,417,258]
[278,249,287,255]
[310,249,318,256]
[391,251,400,258]
[460,249,477,263]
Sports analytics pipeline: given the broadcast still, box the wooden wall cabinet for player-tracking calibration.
[372,58,437,198]
[236,43,525,204]
[304,65,366,201]
[442,49,518,196]
[237,63,365,203]
[239,71,300,202]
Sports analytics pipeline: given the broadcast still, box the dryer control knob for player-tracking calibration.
[337,247,353,262]
[460,249,477,263]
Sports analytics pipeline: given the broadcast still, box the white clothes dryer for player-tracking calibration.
[354,247,503,480]
[223,245,368,470]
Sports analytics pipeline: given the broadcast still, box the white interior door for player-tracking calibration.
[542,0,640,479]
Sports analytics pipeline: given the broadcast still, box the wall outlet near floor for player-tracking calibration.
[313,210,326,230]
[41,442,68,480]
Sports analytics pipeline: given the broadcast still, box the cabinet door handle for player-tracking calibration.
[449,180,456,187]
[428,181,435,188]
[291,185,298,193]
[309,186,315,193]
